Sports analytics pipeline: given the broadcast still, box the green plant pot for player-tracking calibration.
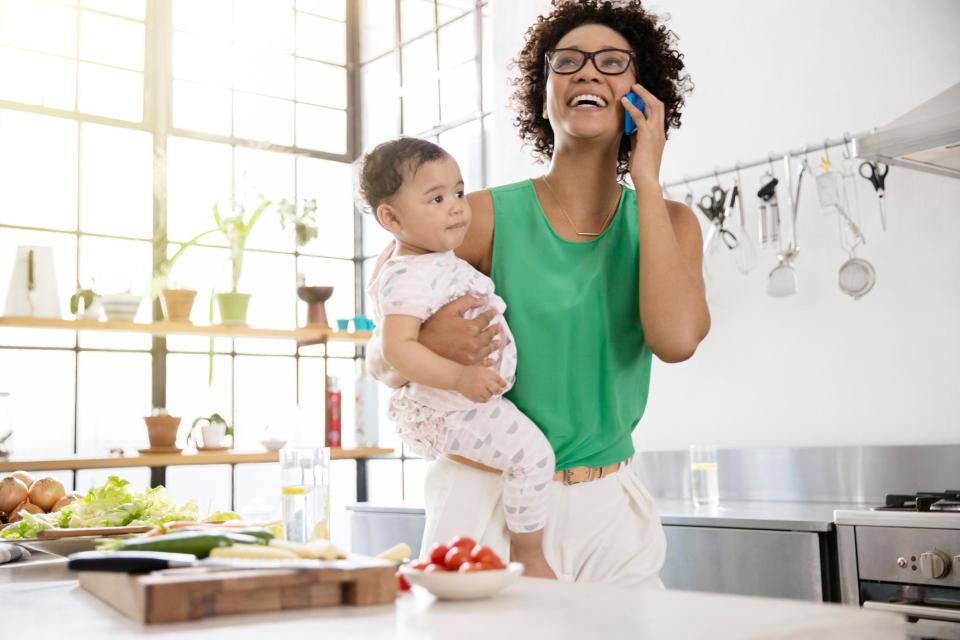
[216,292,252,325]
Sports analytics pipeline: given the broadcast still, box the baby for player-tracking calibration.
[359,137,556,579]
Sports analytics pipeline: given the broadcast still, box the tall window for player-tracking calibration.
[357,0,492,505]
[0,0,359,518]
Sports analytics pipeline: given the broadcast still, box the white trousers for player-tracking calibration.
[420,456,667,588]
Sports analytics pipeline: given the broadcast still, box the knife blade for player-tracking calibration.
[67,550,372,573]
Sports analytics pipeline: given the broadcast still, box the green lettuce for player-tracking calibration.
[1,475,198,540]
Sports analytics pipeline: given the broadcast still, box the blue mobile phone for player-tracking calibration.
[623,92,646,135]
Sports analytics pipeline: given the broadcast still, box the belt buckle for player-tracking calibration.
[562,468,581,485]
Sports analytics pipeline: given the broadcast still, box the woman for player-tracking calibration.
[368,0,708,586]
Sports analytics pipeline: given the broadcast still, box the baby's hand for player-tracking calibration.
[455,365,507,403]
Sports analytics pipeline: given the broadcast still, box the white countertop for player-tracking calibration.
[0,559,905,639]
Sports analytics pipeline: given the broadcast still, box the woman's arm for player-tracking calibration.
[623,84,710,363]
[381,315,506,402]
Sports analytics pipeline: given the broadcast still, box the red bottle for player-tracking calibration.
[326,376,341,448]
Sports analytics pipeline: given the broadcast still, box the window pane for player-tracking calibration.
[366,459,402,504]
[296,13,345,65]
[360,0,396,62]
[0,0,77,57]
[166,353,234,430]
[400,0,434,42]
[234,2,294,54]
[172,31,233,88]
[0,110,77,230]
[439,62,478,122]
[78,62,143,122]
[482,113,494,188]
[234,49,294,100]
[163,245,236,353]
[234,355,297,449]
[235,146,294,252]
[173,0,232,38]
[402,79,439,134]
[232,251,297,354]
[166,465,231,511]
[77,236,152,350]
[0,228,76,346]
[81,0,145,20]
[76,351,152,454]
[297,0,344,21]
[236,462,281,521]
[173,80,232,135]
[0,349,75,458]
[235,93,294,146]
[437,0,473,23]
[167,136,232,244]
[0,47,76,110]
[401,33,436,83]
[80,123,152,238]
[296,157,353,258]
[362,209,393,258]
[295,103,346,154]
[482,7,491,112]
[360,53,400,151]
[296,59,347,109]
[438,13,475,71]
[438,119,482,192]
[79,11,144,70]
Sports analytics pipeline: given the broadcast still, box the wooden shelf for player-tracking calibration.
[0,448,394,473]
[0,316,372,344]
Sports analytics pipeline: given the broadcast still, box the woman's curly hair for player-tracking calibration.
[511,0,693,178]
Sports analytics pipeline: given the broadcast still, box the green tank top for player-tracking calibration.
[490,179,652,470]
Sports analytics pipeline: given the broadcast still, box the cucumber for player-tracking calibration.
[116,532,234,558]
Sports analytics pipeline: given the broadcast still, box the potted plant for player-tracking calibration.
[70,284,101,320]
[277,197,319,249]
[212,195,272,325]
[152,228,219,323]
[186,413,233,450]
[142,408,181,450]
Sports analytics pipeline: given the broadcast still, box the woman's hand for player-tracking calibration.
[420,295,502,366]
[621,83,666,188]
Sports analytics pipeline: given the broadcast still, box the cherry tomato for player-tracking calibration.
[396,573,411,591]
[469,545,497,564]
[448,536,477,551]
[458,561,482,573]
[479,557,505,570]
[409,561,430,571]
[444,546,471,571]
[429,543,450,566]
[424,563,446,572]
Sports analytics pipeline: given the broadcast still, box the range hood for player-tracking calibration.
[853,82,960,180]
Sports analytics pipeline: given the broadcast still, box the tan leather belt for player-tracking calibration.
[447,454,632,486]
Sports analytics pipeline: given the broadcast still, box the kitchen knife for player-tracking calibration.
[67,550,375,573]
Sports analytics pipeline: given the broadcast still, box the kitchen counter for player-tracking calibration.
[0,558,904,638]
[656,499,872,532]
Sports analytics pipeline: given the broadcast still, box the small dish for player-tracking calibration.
[399,562,523,600]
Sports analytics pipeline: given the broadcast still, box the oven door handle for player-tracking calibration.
[863,600,960,623]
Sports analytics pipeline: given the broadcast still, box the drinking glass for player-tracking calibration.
[689,445,719,507]
[280,447,330,543]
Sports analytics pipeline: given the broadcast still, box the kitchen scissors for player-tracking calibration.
[858,160,889,231]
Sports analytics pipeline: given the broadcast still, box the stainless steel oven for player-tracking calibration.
[836,492,960,640]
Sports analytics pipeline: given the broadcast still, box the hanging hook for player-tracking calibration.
[841,132,852,160]
[734,161,743,188]
[683,177,694,207]
[766,153,776,176]
[820,138,833,171]
[713,168,721,186]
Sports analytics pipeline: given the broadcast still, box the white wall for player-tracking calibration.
[489,0,960,450]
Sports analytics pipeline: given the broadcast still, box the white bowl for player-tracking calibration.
[261,438,287,451]
[400,562,523,600]
[99,294,142,322]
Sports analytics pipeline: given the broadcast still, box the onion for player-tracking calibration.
[8,500,42,523]
[0,477,29,513]
[51,493,80,512]
[11,470,35,488]
[28,477,65,512]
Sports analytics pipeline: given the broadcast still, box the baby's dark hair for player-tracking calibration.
[358,137,449,213]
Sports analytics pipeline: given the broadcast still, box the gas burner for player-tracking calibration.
[874,490,960,512]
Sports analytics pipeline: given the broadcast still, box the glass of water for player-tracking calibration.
[689,445,720,508]
[280,447,330,543]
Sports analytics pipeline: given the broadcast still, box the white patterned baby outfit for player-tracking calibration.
[368,242,555,533]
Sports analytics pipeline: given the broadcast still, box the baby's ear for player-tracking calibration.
[376,203,401,231]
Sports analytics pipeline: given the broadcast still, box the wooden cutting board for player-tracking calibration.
[79,557,397,624]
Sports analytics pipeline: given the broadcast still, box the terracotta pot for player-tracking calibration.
[160,288,197,323]
[143,415,181,448]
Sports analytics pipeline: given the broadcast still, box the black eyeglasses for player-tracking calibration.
[544,48,635,76]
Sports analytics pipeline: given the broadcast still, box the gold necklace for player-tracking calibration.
[541,175,620,237]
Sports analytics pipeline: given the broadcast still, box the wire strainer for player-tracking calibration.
[836,205,876,300]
